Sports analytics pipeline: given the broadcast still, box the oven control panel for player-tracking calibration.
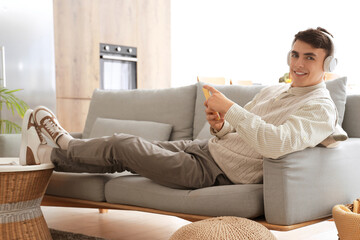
[100,43,137,57]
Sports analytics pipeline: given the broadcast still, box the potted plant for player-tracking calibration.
[0,87,28,133]
[279,72,292,83]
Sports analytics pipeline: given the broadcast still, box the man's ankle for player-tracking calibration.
[57,134,73,150]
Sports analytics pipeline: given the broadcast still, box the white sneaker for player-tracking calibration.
[33,106,69,147]
[19,109,45,165]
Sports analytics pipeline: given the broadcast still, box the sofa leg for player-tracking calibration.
[99,208,108,214]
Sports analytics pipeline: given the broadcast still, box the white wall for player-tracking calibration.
[171,0,360,89]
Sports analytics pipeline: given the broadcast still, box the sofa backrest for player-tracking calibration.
[82,77,356,141]
[82,85,197,141]
[343,95,360,137]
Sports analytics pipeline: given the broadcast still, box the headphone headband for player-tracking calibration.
[320,31,335,56]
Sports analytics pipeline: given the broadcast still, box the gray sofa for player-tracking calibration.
[1,77,359,227]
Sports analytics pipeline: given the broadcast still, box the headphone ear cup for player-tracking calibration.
[287,51,291,66]
[324,56,337,72]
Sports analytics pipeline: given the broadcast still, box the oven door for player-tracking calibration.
[100,54,137,90]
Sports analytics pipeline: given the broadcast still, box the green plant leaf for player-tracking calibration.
[0,87,28,117]
[0,87,29,134]
[0,119,22,134]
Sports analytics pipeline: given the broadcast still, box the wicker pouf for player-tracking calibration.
[0,161,54,240]
[333,204,360,240]
[170,216,276,240]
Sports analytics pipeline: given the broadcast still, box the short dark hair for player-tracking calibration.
[293,27,334,58]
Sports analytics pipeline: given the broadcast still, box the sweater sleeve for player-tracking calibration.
[224,98,337,159]
[210,120,234,137]
[211,89,262,138]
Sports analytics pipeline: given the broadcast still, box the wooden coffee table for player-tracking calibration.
[0,158,54,240]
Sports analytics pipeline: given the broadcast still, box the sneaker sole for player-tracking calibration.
[19,109,33,165]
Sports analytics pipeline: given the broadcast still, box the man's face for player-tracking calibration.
[289,40,327,87]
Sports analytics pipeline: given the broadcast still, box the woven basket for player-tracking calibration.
[0,165,53,240]
[333,204,360,240]
[170,216,276,240]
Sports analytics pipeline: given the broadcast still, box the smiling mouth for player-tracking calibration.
[293,71,308,76]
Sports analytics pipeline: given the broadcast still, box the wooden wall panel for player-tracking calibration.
[56,99,91,133]
[137,0,171,89]
[54,0,100,99]
[98,0,137,46]
[54,0,100,132]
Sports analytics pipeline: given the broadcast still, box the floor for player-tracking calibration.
[271,221,339,240]
[42,206,190,240]
[42,206,340,240]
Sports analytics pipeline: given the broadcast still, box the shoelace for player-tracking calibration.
[43,118,63,137]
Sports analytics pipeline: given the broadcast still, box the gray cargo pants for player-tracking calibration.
[51,133,232,189]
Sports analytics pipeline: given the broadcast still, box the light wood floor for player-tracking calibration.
[42,206,191,240]
[42,206,340,240]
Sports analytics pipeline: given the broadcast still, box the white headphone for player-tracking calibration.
[287,31,337,72]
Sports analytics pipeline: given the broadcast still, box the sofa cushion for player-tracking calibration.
[324,76,347,126]
[89,118,173,141]
[342,95,360,138]
[83,85,197,141]
[46,172,120,201]
[105,175,264,218]
[195,122,212,140]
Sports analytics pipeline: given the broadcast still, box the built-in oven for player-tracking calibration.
[99,43,137,90]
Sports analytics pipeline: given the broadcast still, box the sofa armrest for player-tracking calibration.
[0,134,21,157]
[263,138,360,225]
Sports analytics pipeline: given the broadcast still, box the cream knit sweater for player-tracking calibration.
[208,82,337,184]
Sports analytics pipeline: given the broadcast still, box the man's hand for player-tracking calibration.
[203,85,235,132]
[205,106,225,132]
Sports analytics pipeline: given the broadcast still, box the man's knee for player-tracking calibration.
[109,133,141,146]
[104,134,143,156]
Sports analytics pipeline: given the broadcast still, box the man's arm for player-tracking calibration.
[225,99,337,159]
[203,84,262,138]
[207,97,261,138]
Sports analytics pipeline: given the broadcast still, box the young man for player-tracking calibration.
[20,27,337,189]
